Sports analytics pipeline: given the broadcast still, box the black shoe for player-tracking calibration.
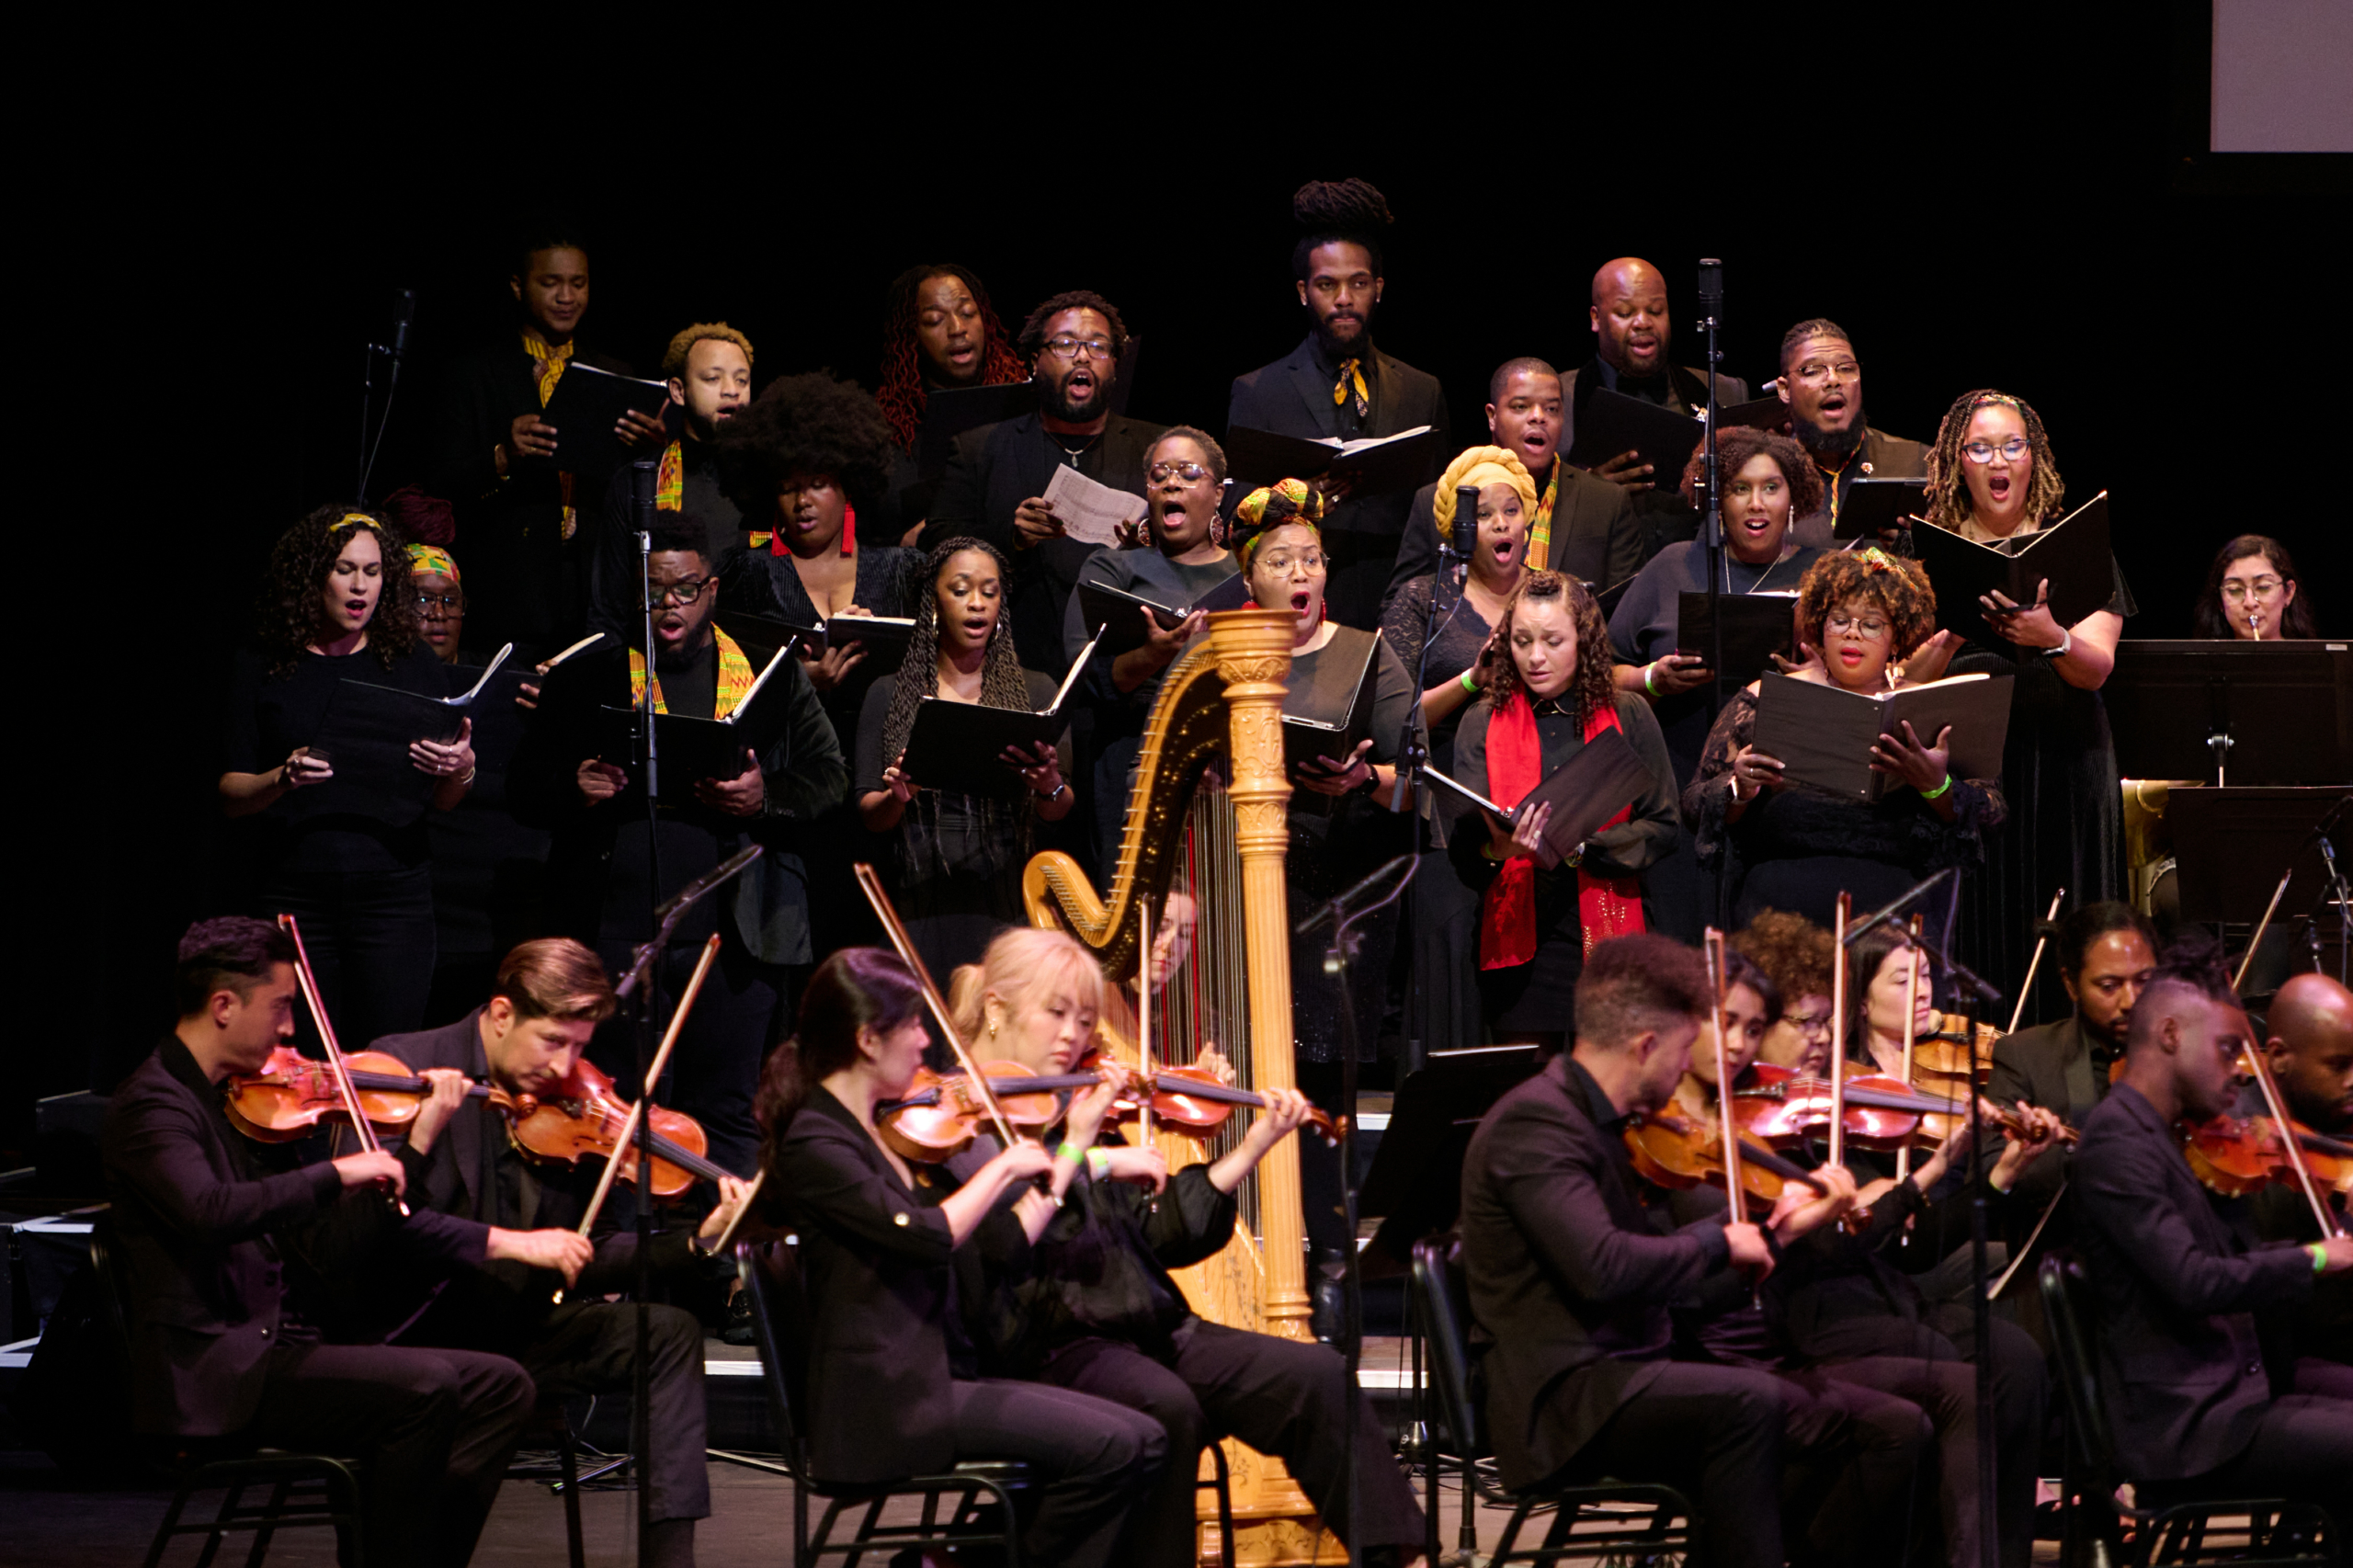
[720,1287,756,1346]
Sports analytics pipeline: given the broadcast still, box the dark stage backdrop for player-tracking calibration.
[16,28,2348,1158]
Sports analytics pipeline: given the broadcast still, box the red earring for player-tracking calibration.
[841,503,858,557]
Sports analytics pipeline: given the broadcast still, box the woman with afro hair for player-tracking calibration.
[218,505,478,1048]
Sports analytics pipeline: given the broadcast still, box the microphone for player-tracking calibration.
[631,458,659,535]
[1698,257,1723,322]
[1840,867,1957,947]
[1293,854,1417,936]
[1452,484,1479,585]
[390,288,415,362]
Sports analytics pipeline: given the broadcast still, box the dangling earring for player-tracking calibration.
[840,503,858,558]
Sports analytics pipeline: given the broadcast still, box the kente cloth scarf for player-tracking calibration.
[406,543,460,583]
[655,441,684,511]
[629,626,756,719]
[1529,461,1560,572]
[1477,689,1645,970]
[1333,357,1370,420]
[523,335,581,540]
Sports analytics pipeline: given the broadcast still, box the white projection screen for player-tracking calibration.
[2211,0,2353,152]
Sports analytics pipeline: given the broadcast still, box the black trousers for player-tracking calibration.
[945,1376,1168,1568]
[1039,1320,1426,1567]
[1556,1361,1787,1568]
[260,864,438,1051]
[2144,1390,2353,1517]
[1813,1314,2048,1568]
[1773,1365,1933,1566]
[244,1339,534,1568]
[595,936,781,1181]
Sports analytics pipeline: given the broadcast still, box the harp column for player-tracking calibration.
[1210,608,1312,1343]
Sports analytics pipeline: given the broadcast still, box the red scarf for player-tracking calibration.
[1477,689,1645,970]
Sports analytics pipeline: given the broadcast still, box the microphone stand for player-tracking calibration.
[354,287,415,504]
[1391,498,1475,1066]
[1296,852,1419,1568]
[1697,259,1728,926]
[629,455,664,1562]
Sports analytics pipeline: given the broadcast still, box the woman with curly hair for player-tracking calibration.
[2191,533,2319,641]
[855,538,1075,982]
[873,264,1031,454]
[1732,909,1837,1074]
[1683,549,2004,952]
[1449,571,1679,1053]
[219,506,477,1046]
[1917,388,2132,1013]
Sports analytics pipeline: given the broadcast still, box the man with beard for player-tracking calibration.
[1563,257,1746,563]
[1772,319,1927,550]
[1228,177,1449,629]
[923,290,1165,676]
[592,322,756,638]
[426,230,666,650]
[2244,972,2353,1369]
[1383,358,1642,608]
[2072,948,2353,1512]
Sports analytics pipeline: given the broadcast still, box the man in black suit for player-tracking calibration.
[1384,357,1641,609]
[2244,972,2353,1369]
[1772,320,1929,549]
[101,918,538,1568]
[1460,934,1856,1568]
[1563,257,1747,562]
[1227,177,1449,629]
[423,231,667,651]
[374,937,756,1568]
[2071,949,2353,1507]
[923,289,1164,677]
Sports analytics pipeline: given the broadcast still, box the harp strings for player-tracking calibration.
[1166,777,1256,1237]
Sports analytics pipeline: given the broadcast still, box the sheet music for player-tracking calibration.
[1044,464,1147,547]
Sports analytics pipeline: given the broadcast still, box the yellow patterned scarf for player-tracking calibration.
[655,440,684,511]
[630,626,756,719]
[522,333,580,539]
[1333,357,1370,419]
[1527,461,1561,572]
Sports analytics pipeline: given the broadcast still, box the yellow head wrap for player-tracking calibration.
[406,543,460,583]
[1430,446,1539,541]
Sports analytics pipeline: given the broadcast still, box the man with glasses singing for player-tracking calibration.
[924,289,1165,677]
[510,523,844,1182]
[1771,319,1927,550]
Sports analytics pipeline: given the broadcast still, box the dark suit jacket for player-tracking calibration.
[1989,1015,2115,1222]
[1383,463,1643,615]
[1226,335,1449,540]
[1460,1055,1731,1489]
[2071,1081,2318,1481]
[771,1085,965,1483]
[1789,426,1928,551]
[98,1039,481,1435]
[920,411,1167,677]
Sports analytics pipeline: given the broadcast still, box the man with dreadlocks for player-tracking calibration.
[874,263,1031,454]
[588,321,756,639]
[1228,177,1450,630]
[1770,318,1927,550]
[923,289,1165,679]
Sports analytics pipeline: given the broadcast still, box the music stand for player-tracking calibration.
[2107,640,2352,786]
[1357,1047,1540,1256]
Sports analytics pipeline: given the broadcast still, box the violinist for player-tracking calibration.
[369,937,755,1568]
[101,918,535,1568]
[2071,948,2353,1511]
[756,948,1169,1568]
[2244,972,2353,1373]
[1733,910,1836,1076]
[939,926,1428,1568]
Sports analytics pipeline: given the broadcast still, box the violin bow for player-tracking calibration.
[853,863,1022,1152]
[1137,903,1158,1211]
[561,933,722,1301]
[277,914,406,1217]
[2241,1028,2345,1237]
[2006,888,2066,1036]
[1896,915,1923,1186]
[1701,928,1745,1216]
[709,1168,766,1256]
[1828,892,1850,1172]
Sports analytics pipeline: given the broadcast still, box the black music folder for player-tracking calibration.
[1714,395,1790,434]
[1752,671,2014,803]
[1677,592,1800,685]
[916,381,1039,481]
[461,632,605,773]
[302,645,517,824]
[1566,385,1704,489]
[2107,640,2353,785]
[1075,576,1247,656]
[1418,725,1654,870]
[1282,630,1381,817]
[716,610,915,673]
[540,362,672,485]
[1835,476,1929,540]
[596,642,803,802]
[899,633,1099,796]
[1913,492,2112,650]
[1223,424,1439,497]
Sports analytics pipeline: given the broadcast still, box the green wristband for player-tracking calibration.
[1459,669,1479,695]
[1086,1147,1112,1178]
[2314,1243,2331,1275]
[1054,1141,1084,1164]
[1920,773,1953,801]
[1643,663,1659,696]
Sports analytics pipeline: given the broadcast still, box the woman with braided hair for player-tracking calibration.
[874,264,1030,454]
[1914,388,2134,1012]
[855,538,1075,983]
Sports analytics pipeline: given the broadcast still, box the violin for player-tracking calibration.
[1625,1111,1828,1219]
[1108,1063,1347,1146]
[225,1046,519,1142]
[877,1062,1088,1164]
[504,1056,737,1201]
[2178,1113,2353,1202]
[1732,1062,2076,1153]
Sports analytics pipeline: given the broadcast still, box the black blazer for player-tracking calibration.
[1383,464,1643,615]
[2070,1081,2319,1481]
[770,1086,967,1483]
[1226,335,1449,539]
[1788,426,1928,551]
[98,1039,479,1435]
[1459,1056,1731,1489]
[921,411,1167,677]
[1989,1015,2114,1226]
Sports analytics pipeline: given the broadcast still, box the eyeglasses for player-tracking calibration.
[1148,461,1211,483]
[416,592,465,615]
[1961,437,2031,463]
[1043,336,1114,360]
[1787,1011,1833,1036]
[1257,551,1325,574]
[642,576,713,606]
[1792,359,1860,384]
[1825,612,1891,639]
[2220,577,2284,601]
